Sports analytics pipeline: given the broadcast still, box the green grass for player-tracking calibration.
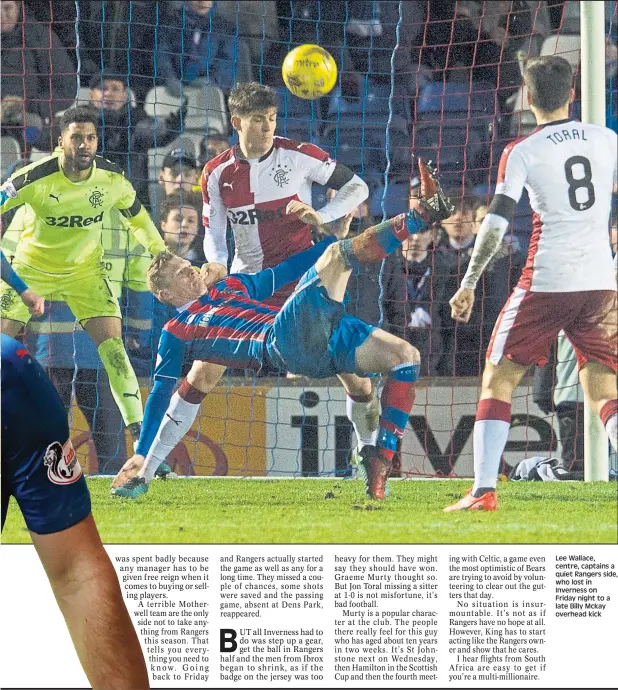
[2,478,617,544]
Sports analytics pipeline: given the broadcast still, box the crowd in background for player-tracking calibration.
[1,0,617,472]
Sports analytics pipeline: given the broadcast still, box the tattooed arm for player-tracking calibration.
[461,212,510,289]
[450,194,514,323]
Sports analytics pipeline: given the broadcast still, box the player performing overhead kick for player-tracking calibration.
[445,56,618,512]
[112,159,454,500]
[169,82,380,473]
[0,106,167,446]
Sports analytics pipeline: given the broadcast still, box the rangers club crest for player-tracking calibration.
[89,187,104,209]
[271,165,290,188]
[44,439,82,485]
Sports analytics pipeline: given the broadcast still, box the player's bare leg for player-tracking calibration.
[444,357,527,512]
[83,315,145,443]
[1,318,24,338]
[32,515,150,689]
[579,362,618,452]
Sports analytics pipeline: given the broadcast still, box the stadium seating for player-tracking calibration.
[0,136,22,182]
[321,82,412,176]
[369,180,411,219]
[540,33,581,70]
[417,81,496,133]
[320,125,412,178]
[144,81,227,135]
[327,81,412,132]
[560,1,581,35]
[276,89,321,142]
[412,81,498,186]
[28,147,50,163]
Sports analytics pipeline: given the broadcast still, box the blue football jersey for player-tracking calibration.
[1,335,91,533]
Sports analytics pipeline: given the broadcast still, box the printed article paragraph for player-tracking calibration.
[99,545,618,688]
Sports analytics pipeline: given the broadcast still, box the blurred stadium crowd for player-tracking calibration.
[1,0,617,473]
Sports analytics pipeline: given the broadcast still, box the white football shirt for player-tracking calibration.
[496,119,617,292]
[201,137,337,274]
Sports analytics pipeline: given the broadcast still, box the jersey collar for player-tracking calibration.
[233,143,274,164]
[536,118,575,129]
[177,298,198,313]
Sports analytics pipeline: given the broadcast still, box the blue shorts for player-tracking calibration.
[1,438,91,535]
[267,266,375,378]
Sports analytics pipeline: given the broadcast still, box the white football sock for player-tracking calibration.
[141,392,200,482]
[472,419,511,492]
[605,413,617,453]
[346,394,379,451]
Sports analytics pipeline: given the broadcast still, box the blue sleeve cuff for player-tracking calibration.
[1,251,28,295]
[135,377,177,456]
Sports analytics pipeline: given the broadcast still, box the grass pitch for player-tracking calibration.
[2,478,616,544]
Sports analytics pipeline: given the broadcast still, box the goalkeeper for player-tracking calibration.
[112,159,454,500]
[0,107,167,443]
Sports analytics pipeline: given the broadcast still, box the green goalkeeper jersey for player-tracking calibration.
[0,153,166,273]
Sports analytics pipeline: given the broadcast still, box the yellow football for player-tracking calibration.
[282,44,338,100]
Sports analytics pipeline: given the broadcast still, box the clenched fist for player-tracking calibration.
[449,287,475,323]
[286,200,323,226]
[200,262,227,289]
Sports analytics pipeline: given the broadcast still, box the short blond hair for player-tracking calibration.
[147,251,178,297]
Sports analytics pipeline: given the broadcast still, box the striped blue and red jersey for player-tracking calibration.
[136,237,336,456]
[162,277,280,370]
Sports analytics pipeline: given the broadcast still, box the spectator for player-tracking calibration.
[423,1,541,110]
[344,0,426,92]
[158,191,205,265]
[158,147,202,196]
[435,194,522,376]
[2,194,153,474]
[40,71,184,205]
[150,192,205,383]
[381,179,448,376]
[157,0,253,92]
[213,0,279,65]
[153,147,203,222]
[382,223,448,378]
[200,132,231,164]
[0,1,76,147]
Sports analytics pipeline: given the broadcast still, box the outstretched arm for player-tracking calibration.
[449,207,511,324]
[318,165,369,223]
[450,139,526,323]
[31,515,150,690]
[232,236,337,302]
[461,210,511,289]
[201,166,229,275]
[134,330,186,458]
[116,176,167,257]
